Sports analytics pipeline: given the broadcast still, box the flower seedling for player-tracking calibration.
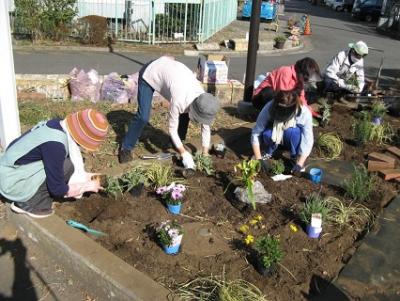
[234,159,261,210]
[104,176,124,199]
[121,166,148,192]
[194,153,215,176]
[157,220,183,247]
[269,159,285,175]
[371,101,387,119]
[156,183,186,205]
[254,235,284,270]
[299,193,331,226]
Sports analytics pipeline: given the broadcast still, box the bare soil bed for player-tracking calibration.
[21,100,398,301]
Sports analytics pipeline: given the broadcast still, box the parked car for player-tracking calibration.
[332,0,346,10]
[352,0,383,21]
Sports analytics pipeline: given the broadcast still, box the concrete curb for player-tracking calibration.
[8,207,170,301]
[184,41,312,57]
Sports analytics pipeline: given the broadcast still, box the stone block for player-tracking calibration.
[368,152,396,165]
[202,81,244,105]
[379,169,400,180]
[387,146,400,159]
[259,40,274,51]
[368,160,395,172]
[230,39,248,51]
[195,42,220,51]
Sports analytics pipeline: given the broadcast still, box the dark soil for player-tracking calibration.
[55,104,399,301]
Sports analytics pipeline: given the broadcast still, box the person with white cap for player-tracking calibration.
[322,41,368,95]
[0,109,109,218]
[119,56,220,170]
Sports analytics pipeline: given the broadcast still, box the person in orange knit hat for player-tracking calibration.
[0,109,109,218]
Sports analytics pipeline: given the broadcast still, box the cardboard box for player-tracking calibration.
[197,54,229,84]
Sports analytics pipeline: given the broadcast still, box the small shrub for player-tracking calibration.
[194,153,215,176]
[234,160,261,210]
[253,235,284,269]
[371,101,387,118]
[352,112,374,145]
[324,196,374,231]
[344,165,375,202]
[269,159,285,175]
[299,193,331,225]
[146,162,175,189]
[104,176,124,199]
[274,35,287,42]
[316,133,343,160]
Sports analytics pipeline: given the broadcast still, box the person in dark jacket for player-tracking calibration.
[0,109,109,218]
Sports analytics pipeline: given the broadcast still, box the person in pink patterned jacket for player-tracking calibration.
[252,57,321,117]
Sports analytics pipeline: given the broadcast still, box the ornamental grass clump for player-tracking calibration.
[352,112,374,145]
[371,101,387,119]
[269,159,285,175]
[176,275,269,301]
[194,153,215,176]
[324,196,374,231]
[316,133,343,160]
[344,164,375,202]
[299,193,331,225]
[146,162,175,189]
[156,183,186,205]
[234,159,261,210]
[254,235,284,270]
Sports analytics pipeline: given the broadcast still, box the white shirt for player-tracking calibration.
[323,49,365,93]
[251,102,314,157]
[142,57,210,149]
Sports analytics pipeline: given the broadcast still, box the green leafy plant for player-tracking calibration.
[121,166,148,192]
[344,165,375,202]
[156,220,183,247]
[316,133,343,160]
[319,98,331,126]
[299,193,331,225]
[146,162,174,189]
[274,35,287,42]
[176,275,268,301]
[346,73,359,90]
[352,111,374,145]
[269,159,285,175]
[324,196,374,231]
[104,176,124,199]
[253,235,284,269]
[234,160,261,210]
[194,153,215,176]
[370,122,394,145]
[19,102,53,125]
[371,101,387,118]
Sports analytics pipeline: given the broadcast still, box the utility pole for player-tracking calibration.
[0,0,21,149]
[243,0,262,102]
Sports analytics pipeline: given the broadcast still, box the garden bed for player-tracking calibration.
[20,99,398,300]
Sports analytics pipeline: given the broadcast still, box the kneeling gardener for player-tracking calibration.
[0,109,109,218]
[118,56,220,170]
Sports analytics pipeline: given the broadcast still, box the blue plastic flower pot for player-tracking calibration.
[306,225,322,239]
[167,203,182,215]
[372,116,382,125]
[309,168,322,184]
[163,244,180,255]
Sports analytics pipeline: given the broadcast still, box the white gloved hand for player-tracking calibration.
[181,151,195,169]
[337,79,346,89]
[346,84,359,93]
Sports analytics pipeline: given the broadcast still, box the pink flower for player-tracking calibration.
[175,184,186,192]
[171,190,183,201]
[156,186,167,194]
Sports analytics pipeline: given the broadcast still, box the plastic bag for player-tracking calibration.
[234,181,272,205]
[68,68,101,103]
[100,72,138,104]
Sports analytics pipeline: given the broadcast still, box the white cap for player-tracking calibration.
[348,41,368,56]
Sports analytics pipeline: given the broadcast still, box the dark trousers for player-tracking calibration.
[18,158,74,210]
[262,126,302,159]
[252,87,275,111]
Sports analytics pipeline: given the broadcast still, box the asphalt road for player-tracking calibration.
[13,0,400,81]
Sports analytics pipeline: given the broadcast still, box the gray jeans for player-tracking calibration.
[18,158,74,210]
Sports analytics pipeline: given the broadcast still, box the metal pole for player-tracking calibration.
[0,0,21,149]
[243,0,261,102]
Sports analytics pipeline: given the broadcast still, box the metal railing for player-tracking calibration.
[75,0,236,44]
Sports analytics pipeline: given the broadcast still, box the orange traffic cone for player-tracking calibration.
[303,15,312,35]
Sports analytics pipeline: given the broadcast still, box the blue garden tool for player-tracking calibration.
[66,220,106,236]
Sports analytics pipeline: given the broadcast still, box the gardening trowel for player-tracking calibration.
[140,152,174,160]
[66,220,106,236]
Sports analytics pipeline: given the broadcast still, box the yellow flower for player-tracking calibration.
[239,225,249,234]
[255,215,263,221]
[244,235,255,245]
[249,219,258,226]
[290,224,298,233]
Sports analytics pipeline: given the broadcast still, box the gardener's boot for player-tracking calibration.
[118,148,133,164]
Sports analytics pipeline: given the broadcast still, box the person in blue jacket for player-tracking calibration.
[251,89,314,174]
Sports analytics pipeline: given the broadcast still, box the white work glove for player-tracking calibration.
[66,180,103,198]
[346,84,359,93]
[181,151,195,169]
[337,79,347,89]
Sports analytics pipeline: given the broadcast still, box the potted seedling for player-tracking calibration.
[234,159,261,210]
[371,101,387,125]
[194,153,215,176]
[299,193,330,238]
[157,220,183,255]
[212,142,226,159]
[253,235,284,276]
[269,159,285,175]
[104,176,124,199]
[274,35,287,49]
[156,183,186,215]
[121,166,148,197]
